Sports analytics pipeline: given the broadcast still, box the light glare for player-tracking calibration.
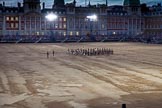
[45,13,58,21]
[87,15,97,21]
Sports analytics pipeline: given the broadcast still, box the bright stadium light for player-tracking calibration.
[86,14,97,21]
[45,13,58,21]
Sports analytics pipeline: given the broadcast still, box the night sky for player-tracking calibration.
[1,0,162,7]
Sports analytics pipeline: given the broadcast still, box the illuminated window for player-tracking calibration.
[76,31,79,36]
[6,17,9,21]
[59,24,62,29]
[11,17,14,21]
[59,18,62,21]
[11,23,14,28]
[63,32,66,36]
[15,23,18,28]
[15,17,18,21]
[70,31,73,36]
[63,24,66,29]
[55,24,58,28]
[102,24,105,29]
[36,32,40,35]
[63,18,66,22]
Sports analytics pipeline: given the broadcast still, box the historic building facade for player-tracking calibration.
[144,4,162,37]
[0,0,162,42]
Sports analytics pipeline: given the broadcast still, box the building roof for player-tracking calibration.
[0,6,24,13]
[123,0,140,6]
[54,0,65,7]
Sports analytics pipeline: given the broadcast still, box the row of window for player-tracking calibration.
[23,17,67,22]
[5,16,151,24]
[151,12,162,16]
[146,19,162,22]
[20,22,67,30]
[146,25,162,29]
[46,11,66,14]
[4,23,66,30]
[4,31,78,36]
[108,31,128,35]
[146,32,162,35]
[6,16,19,21]
[46,23,67,29]
[108,23,128,29]
[5,30,148,36]
[108,12,128,16]
[47,17,67,22]
[5,16,67,22]
[69,31,79,36]
[6,23,19,28]
[1,23,146,30]
[0,10,18,13]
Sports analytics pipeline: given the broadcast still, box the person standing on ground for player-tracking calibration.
[53,50,55,57]
[47,51,49,58]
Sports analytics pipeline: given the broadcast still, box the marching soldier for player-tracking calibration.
[47,51,49,58]
[53,50,55,57]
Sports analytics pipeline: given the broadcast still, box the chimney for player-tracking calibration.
[2,1,5,10]
[88,0,91,7]
[43,2,45,9]
[73,0,76,6]
[3,1,5,6]
[18,2,21,8]
[106,0,108,6]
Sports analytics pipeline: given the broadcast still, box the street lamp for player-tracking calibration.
[86,14,98,41]
[45,13,58,42]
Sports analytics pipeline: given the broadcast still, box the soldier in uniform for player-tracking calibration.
[47,51,49,58]
[53,50,55,57]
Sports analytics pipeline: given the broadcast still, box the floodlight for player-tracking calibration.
[45,13,58,21]
[86,14,97,21]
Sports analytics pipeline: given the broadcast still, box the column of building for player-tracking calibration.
[3,16,6,35]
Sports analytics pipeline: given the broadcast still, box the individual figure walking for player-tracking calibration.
[111,49,114,55]
[67,49,70,54]
[53,50,55,57]
[47,51,49,58]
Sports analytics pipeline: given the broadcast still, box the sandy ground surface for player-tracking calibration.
[0,42,162,108]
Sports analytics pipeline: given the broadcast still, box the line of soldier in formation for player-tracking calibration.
[67,48,114,56]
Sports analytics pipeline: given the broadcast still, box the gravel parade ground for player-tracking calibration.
[0,42,162,108]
